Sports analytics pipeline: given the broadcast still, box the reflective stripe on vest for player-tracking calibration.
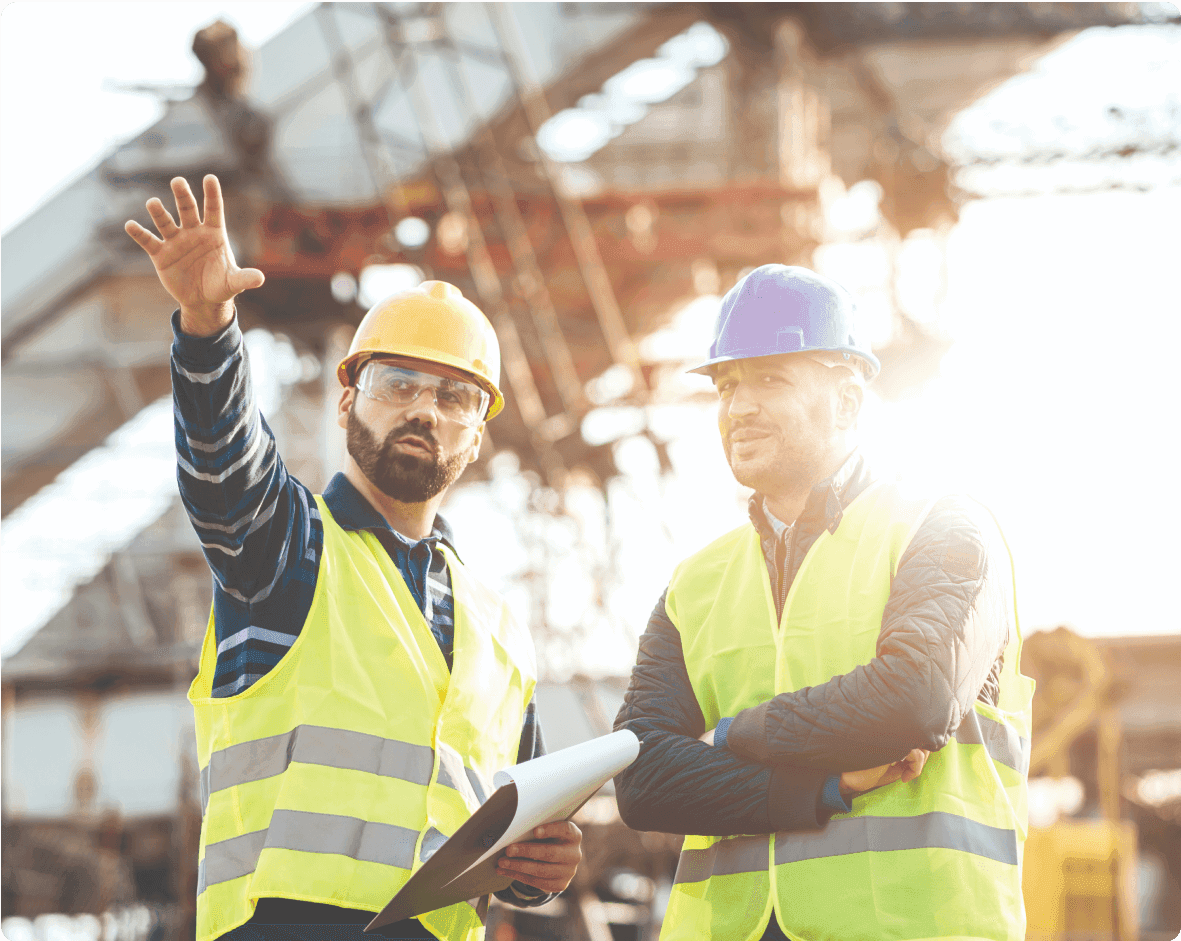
[954,710,1030,778]
[775,812,1018,867]
[674,836,768,884]
[198,812,420,892]
[671,809,1020,887]
[189,496,534,941]
[662,482,1034,941]
[198,726,492,813]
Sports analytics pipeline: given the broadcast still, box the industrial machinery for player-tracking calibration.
[1022,627,1138,941]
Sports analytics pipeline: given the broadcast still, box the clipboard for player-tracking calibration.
[366,729,640,932]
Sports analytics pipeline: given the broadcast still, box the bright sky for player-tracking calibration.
[0,1,314,234]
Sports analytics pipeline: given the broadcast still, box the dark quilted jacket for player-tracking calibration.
[612,452,1011,837]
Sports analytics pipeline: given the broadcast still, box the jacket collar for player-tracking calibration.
[748,449,871,541]
[322,472,461,558]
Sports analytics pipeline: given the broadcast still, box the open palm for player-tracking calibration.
[125,175,264,335]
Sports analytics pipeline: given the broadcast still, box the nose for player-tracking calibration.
[401,387,439,426]
[725,380,760,420]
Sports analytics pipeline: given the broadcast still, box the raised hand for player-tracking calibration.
[839,748,930,799]
[124,174,264,337]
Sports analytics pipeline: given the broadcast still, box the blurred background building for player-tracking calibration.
[2,3,1180,940]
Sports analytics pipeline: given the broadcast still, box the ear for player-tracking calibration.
[337,386,355,429]
[835,378,863,430]
[467,423,485,464]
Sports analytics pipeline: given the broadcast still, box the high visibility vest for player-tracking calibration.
[189,496,536,941]
[661,481,1034,941]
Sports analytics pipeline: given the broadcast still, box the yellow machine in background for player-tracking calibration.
[1024,821,1138,941]
[1022,628,1139,941]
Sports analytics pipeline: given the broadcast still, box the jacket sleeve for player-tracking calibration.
[612,592,830,837]
[725,496,1011,771]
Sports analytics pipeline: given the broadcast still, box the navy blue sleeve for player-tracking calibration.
[171,311,321,697]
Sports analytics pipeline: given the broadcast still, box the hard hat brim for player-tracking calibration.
[688,347,881,381]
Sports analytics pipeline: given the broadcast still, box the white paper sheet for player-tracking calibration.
[444,728,640,884]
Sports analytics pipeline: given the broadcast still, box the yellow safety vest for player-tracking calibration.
[189,496,536,941]
[661,481,1034,941]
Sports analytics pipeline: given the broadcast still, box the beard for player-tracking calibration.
[723,431,821,495]
[346,406,469,503]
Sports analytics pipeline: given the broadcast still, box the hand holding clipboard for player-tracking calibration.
[367,729,640,932]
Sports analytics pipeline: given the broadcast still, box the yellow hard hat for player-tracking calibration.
[337,281,504,420]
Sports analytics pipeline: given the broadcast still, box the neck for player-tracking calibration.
[762,445,854,528]
[762,488,809,530]
[342,459,444,541]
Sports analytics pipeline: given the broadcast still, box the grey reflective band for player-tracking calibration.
[775,812,1018,867]
[421,827,448,862]
[954,712,1030,777]
[674,836,769,884]
[200,725,435,810]
[200,725,491,811]
[436,748,489,807]
[198,829,268,892]
[198,810,420,893]
[466,767,491,805]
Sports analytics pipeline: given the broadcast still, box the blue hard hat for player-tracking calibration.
[690,264,880,380]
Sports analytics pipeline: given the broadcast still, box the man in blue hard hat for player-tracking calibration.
[613,265,1034,941]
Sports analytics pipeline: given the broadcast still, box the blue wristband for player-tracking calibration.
[713,717,733,750]
[821,774,852,814]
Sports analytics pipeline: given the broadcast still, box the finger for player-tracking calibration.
[498,857,570,876]
[145,198,180,238]
[124,220,163,255]
[533,821,580,843]
[497,858,573,889]
[203,175,224,229]
[229,267,266,294]
[504,841,581,865]
[501,872,566,894]
[171,176,202,227]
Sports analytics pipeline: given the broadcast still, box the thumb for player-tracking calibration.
[899,749,927,782]
[230,267,266,294]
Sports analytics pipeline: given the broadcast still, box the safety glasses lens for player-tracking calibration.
[359,363,488,425]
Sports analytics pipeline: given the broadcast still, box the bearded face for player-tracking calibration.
[346,401,470,503]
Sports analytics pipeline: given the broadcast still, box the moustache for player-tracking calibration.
[386,423,439,456]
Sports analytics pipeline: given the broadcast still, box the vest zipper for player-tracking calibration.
[777,524,795,623]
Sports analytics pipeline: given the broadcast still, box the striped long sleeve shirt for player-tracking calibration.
[171,312,550,909]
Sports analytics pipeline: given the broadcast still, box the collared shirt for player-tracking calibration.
[323,473,458,667]
[750,449,863,620]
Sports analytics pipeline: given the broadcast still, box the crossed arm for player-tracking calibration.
[613,498,1010,836]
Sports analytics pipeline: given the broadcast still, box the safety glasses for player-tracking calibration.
[356,361,490,428]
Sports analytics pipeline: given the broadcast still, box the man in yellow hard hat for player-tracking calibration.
[126,175,582,941]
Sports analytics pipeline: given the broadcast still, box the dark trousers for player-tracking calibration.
[217,899,435,941]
